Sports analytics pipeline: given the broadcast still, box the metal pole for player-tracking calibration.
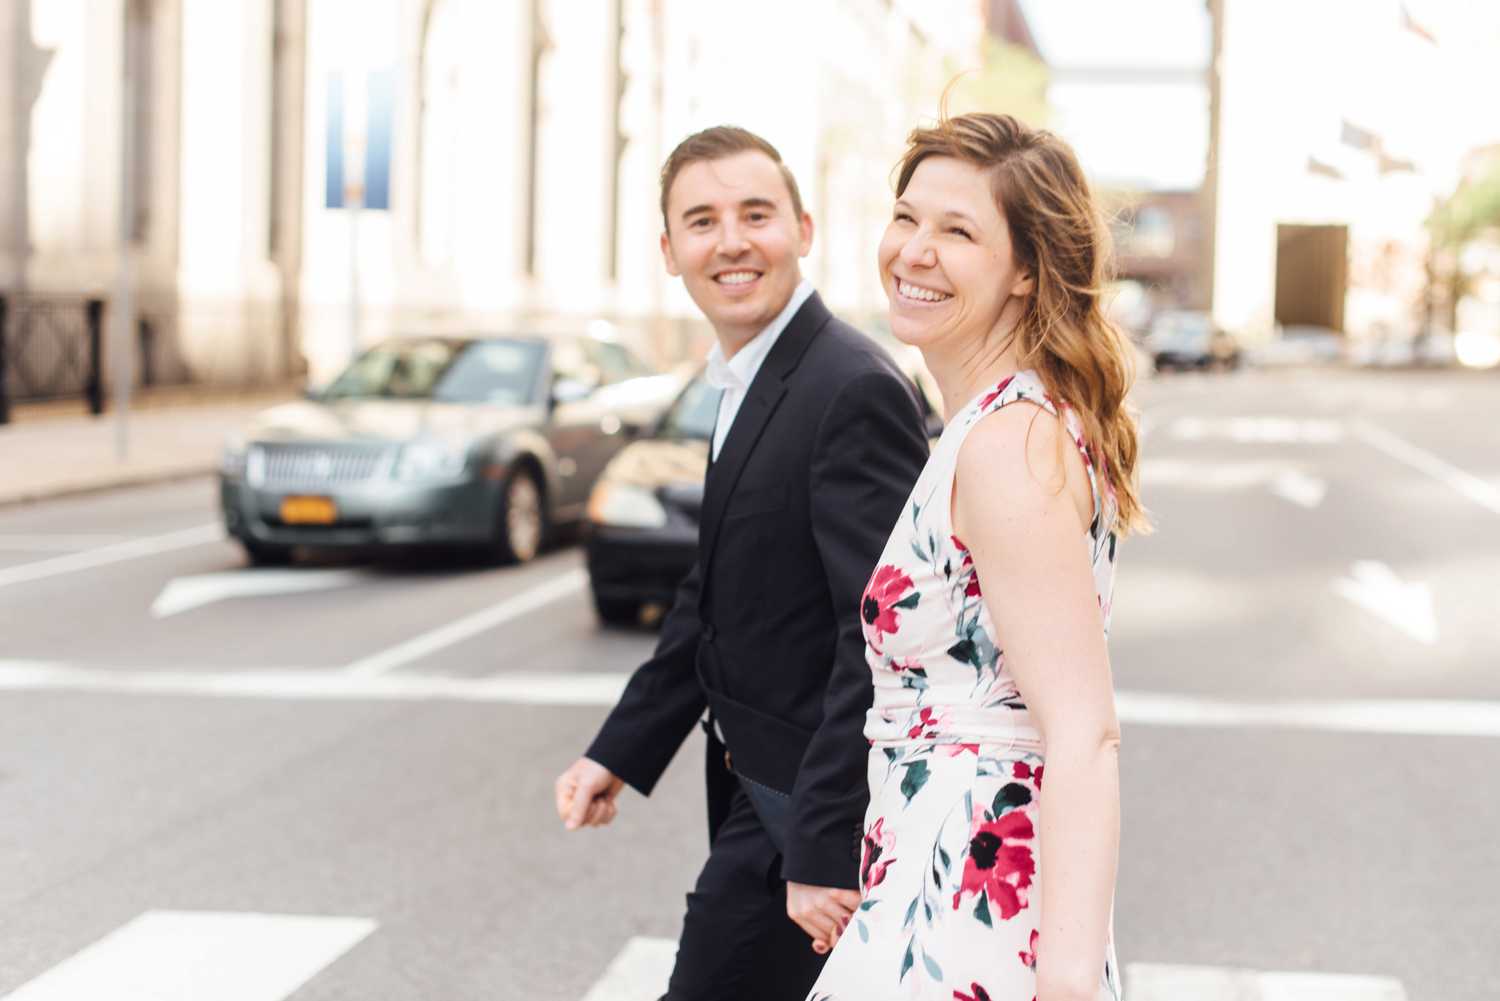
[0,296,9,425]
[113,2,139,459]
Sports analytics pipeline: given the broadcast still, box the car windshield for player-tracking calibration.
[321,339,545,404]
[1152,313,1212,348]
[659,377,721,440]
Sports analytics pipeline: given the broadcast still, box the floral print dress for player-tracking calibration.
[806,370,1123,1001]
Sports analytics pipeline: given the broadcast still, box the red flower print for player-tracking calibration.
[952,809,1036,919]
[1013,761,1045,788]
[860,817,897,891]
[944,742,980,757]
[977,375,1016,412]
[906,707,946,740]
[862,564,917,654]
[1019,928,1039,969]
[954,984,993,1001]
[952,536,982,597]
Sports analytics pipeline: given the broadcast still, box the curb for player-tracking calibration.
[0,464,217,509]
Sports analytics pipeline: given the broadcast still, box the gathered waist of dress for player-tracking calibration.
[864,704,1044,753]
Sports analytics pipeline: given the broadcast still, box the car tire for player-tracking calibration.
[242,539,294,566]
[592,591,641,627]
[491,466,545,565]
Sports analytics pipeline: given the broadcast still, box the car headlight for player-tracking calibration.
[220,436,249,478]
[587,481,668,529]
[394,441,470,481]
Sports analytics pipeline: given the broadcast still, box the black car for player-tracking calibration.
[219,333,680,566]
[583,355,943,626]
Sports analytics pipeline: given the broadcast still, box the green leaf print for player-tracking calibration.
[946,638,977,667]
[993,781,1033,816]
[859,899,878,911]
[974,891,993,927]
[922,950,944,981]
[900,760,931,805]
[856,918,869,943]
[893,591,920,610]
[903,896,919,930]
[900,939,915,981]
[938,846,951,873]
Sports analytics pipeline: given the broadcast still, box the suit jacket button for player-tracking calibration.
[702,624,717,642]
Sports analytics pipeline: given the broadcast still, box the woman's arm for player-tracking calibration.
[954,403,1120,1001]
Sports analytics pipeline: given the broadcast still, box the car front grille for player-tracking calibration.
[250,444,391,486]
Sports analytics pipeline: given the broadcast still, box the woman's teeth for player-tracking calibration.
[898,279,952,303]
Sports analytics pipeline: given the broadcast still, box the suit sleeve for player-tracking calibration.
[584,559,707,796]
[782,368,931,886]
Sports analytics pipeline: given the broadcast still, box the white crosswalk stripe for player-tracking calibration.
[575,940,1412,1001]
[0,910,376,1001]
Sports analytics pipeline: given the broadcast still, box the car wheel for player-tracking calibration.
[592,591,641,627]
[242,539,294,566]
[492,466,545,565]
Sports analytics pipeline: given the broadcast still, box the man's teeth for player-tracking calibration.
[717,271,759,285]
[899,279,952,303]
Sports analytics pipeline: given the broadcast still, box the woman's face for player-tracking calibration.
[878,156,1032,350]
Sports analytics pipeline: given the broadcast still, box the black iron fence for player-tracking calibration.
[0,295,194,424]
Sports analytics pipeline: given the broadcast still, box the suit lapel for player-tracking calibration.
[699,293,832,577]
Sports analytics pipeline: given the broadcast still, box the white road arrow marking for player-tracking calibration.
[1127,962,1407,1000]
[1,910,376,1001]
[1332,561,1437,646]
[151,569,366,618]
[1267,468,1327,508]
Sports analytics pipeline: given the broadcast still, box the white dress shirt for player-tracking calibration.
[703,279,815,461]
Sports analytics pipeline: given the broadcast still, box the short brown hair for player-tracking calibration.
[659,126,805,231]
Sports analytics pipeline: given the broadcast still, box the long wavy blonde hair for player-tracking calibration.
[895,112,1149,534]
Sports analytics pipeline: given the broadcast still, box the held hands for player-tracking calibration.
[786,881,861,955]
[554,757,625,830]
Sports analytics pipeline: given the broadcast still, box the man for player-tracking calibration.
[554,126,929,1000]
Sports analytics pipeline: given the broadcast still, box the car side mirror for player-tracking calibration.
[551,377,596,407]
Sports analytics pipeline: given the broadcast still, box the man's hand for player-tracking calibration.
[786,881,861,954]
[554,757,625,830]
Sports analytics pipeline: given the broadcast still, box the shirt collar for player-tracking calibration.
[704,279,815,391]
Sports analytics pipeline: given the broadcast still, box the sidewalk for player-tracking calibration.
[0,386,298,506]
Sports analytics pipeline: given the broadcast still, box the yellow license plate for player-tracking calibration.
[280,496,338,525]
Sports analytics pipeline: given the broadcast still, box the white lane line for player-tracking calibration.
[0,661,630,705]
[1112,691,1500,739]
[1267,468,1327,509]
[581,936,677,1001]
[0,533,134,552]
[1170,417,1344,444]
[4,662,1500,739]
[341,568,589,678]
[152,568,367,618]
[1,909,376,1001]
[0,523,223,591]
[1332,561,1436,646]
[1127,962,1407,1000]
[1352,419,1500,517]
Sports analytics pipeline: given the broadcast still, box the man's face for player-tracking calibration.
[660,151,814,350]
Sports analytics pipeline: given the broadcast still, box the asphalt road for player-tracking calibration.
[0,367,1496,1001]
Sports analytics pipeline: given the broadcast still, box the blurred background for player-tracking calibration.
[1,2,1498,1000]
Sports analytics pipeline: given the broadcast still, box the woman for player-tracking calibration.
[805,113,1147,1001]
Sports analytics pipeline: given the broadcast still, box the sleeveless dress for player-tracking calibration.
[806,370,1123,1001]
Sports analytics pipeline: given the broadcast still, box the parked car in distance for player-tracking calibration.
[219,332,680,566]
[1147,310,1241,372]
[583,350,944,627]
